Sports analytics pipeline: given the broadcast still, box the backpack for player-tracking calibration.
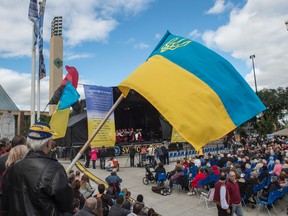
[178,175,189,191]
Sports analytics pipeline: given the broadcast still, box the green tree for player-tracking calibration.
[253,87,288,135]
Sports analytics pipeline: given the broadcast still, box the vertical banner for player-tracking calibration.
[38,0,46,79]
[28,0,39,49]
[171,127,186,143]
[84,85,116,147]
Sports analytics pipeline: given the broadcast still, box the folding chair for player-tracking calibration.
[195,177,209,196]
[156,172,167,186]
[199,188,216,210]
[257,189,278,216]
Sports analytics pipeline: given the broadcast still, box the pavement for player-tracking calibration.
[60,155,287,216]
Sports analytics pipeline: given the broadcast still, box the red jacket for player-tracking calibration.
[226,180,242,204]
[191,172,206,188]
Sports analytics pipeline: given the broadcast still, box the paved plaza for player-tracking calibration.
[61,156,287,216]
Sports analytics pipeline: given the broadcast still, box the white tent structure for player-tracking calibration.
[273,128,288,136]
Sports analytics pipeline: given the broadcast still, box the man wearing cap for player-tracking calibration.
[7,122,73,215]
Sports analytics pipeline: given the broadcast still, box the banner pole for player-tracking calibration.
[66,93,125,173]
[30,23,36,126]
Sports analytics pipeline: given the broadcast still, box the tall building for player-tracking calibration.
[49,16,63,115]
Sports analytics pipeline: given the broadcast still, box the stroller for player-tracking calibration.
[142,164,156,185]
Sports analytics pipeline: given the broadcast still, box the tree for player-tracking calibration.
[252,87,288,135]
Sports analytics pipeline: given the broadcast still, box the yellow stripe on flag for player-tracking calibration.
[50,108,70,139]
[119,55,236,151]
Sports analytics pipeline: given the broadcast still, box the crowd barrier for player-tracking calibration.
[168,147,229,162]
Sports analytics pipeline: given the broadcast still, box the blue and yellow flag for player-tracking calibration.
[50,81,80,139]
[118,31,266,151]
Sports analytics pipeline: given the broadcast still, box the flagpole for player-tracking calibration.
[37,76,40,121]
[66,94,125,173]
[31,23,36,126]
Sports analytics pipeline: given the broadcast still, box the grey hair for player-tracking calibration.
[85,197,97,210]
[26,137,51,152]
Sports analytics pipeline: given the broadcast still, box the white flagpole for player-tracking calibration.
[37,76,40,121]
[66,94,125,173]
[31,23,36,126]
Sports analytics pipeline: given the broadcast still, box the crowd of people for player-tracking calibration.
[0,122,161,216]
[2,120,288,215]
[162,136,288,215]
[116,129,143,143]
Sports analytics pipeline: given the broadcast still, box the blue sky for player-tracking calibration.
[0,0,288,110]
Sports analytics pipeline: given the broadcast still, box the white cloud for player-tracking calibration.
[202,0,288,90]
[134,42,150,49]
[188,29,201,39]
[0,68,93,111]
[0,0,153,57]
[0,68,49,110]
[65,52,95,61]
[0,0,153,110]
[206,0,226,15]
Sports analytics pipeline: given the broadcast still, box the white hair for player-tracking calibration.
[26,137,51,152]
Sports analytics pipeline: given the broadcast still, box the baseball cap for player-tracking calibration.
[27,122,56,140]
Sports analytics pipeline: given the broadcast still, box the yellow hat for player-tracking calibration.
[27,122,56,140]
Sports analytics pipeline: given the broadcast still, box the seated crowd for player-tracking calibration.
[68,169,160,216]
[164,137,288,215]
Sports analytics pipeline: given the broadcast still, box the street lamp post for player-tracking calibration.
[250,54,257,93]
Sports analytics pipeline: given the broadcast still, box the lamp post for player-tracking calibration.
[250,54,257,93]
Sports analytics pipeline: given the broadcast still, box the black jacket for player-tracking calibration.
[6,151,73,216]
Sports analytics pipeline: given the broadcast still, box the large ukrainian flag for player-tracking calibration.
[118,31,266,151]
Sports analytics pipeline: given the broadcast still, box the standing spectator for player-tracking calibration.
[0,135,26,177]
[91,147,99,169]
[6,122,73,215]
[129,144,136,167]
[0,135,26,213]
[100,146,107,169]
[49,140,58,160]
[161,144,169,165]
[226,171,244,216]
[213,172,231,216]
[140,145,147,167]
[147,145,155,165]
[155,145,164,163]
[85,145,92,168]
[2,145,28,215]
